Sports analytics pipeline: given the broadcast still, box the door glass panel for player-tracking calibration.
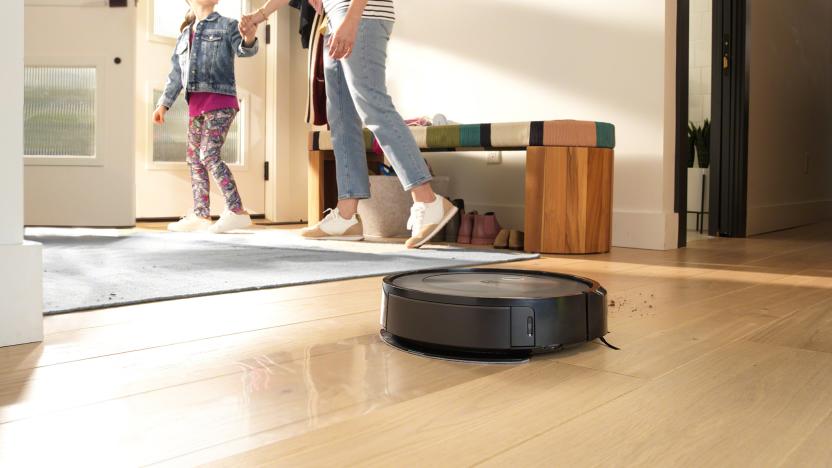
[24,67,96,157]
[152,89,241,164]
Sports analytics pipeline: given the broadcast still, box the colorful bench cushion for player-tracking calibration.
[308,120,616,152]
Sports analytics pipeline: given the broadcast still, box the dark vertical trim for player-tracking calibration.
[710,0,749,237]
[529,121,544,147]
[709,0,723,237]
[675,0,691,248]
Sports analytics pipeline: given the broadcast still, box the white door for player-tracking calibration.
[23,0,136,227]
[135,0,267,219]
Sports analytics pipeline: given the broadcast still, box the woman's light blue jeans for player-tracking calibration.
[324,14,432,200]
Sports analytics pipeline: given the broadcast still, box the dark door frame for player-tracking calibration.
[675,0,750,245]
[709,0,750,237]
[674,0,690,248]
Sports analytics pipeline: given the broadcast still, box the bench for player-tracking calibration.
[308,119,616,254]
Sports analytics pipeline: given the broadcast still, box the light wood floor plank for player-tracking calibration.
[748,286,832,354]
[481,341,832,467]
[0,311,383,424]
[208,361,642,467]
[0,335,504,467]
[779,411,832,466]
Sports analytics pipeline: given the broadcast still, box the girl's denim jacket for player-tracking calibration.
[157,12,258,109]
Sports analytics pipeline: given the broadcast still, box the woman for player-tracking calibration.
[243,0,456,248]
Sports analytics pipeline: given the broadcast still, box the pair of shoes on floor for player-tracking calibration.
[167,210,252,234]
[458,211,501,245]
[301,195,459,249]
[494,229,525,250]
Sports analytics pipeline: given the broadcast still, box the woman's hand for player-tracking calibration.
[308,0,323,14]
[328,16,360,60]
[241,8,267,30]
[153,106,167,125]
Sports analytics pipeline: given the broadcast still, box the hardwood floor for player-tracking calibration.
[2,223,832,466]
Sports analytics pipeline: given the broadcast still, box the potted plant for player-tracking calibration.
[687,120,711,222]
[687,122,698,168]
[695,119,710,169]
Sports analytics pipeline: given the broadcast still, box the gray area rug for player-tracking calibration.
[26,228,538,315]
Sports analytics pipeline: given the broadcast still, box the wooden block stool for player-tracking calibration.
[524,146,614,254]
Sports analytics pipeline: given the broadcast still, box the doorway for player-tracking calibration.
[134,0,268,220]
[676,0,749,246]
[686,0,714,242]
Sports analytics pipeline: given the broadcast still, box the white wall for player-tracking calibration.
[746,0,832,236]
[269,11,315,223]
[390,0,679,249]
[1,0,43,348]
[1,4,24,246]
[289,13,314,222]
[283,0,680,249]
[689,0,712,127]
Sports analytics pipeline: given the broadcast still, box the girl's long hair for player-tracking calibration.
[180,1,196,32]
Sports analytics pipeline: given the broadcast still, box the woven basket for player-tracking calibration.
[358,176,450,239]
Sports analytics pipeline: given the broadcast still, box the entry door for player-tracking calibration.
[135,0,267,219]
[23,0,136,227]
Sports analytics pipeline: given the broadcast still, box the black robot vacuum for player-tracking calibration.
[380,268,612,363]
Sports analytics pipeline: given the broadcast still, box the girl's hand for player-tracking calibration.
[308,0,323,14]
[239,20,257,46]
[328,16,359,60]
[240,13,256,30]
[153,106,167,125]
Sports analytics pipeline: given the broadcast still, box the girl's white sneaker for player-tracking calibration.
[209,210,252,233]
[167,213,213,232]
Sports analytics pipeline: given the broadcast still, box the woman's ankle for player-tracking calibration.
[336,200,359,219]
[410,183,436,204]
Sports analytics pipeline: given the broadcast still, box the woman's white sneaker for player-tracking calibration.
[209,210,252,233]
[167,213,213,232]
[301,208,364,241]
[405,196,458,249]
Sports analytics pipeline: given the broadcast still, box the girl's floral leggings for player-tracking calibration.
[187,108,243,218]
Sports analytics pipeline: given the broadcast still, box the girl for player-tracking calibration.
[153,0,259,233]
[242,0,457,248]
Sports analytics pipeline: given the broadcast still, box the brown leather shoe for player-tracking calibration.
[456,210,477,244]
[508,230,525,250]
[472,212,501,245]
[493,229,510,249]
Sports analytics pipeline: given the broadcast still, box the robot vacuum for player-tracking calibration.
[380,268,612,363]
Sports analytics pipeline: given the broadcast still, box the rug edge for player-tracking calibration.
[43,253,541,316]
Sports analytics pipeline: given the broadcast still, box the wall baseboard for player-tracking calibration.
[747,200,832,236]
[613,210,679,250]
[0,241,43,348]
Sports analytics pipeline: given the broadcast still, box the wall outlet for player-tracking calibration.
[486,151,502,165]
